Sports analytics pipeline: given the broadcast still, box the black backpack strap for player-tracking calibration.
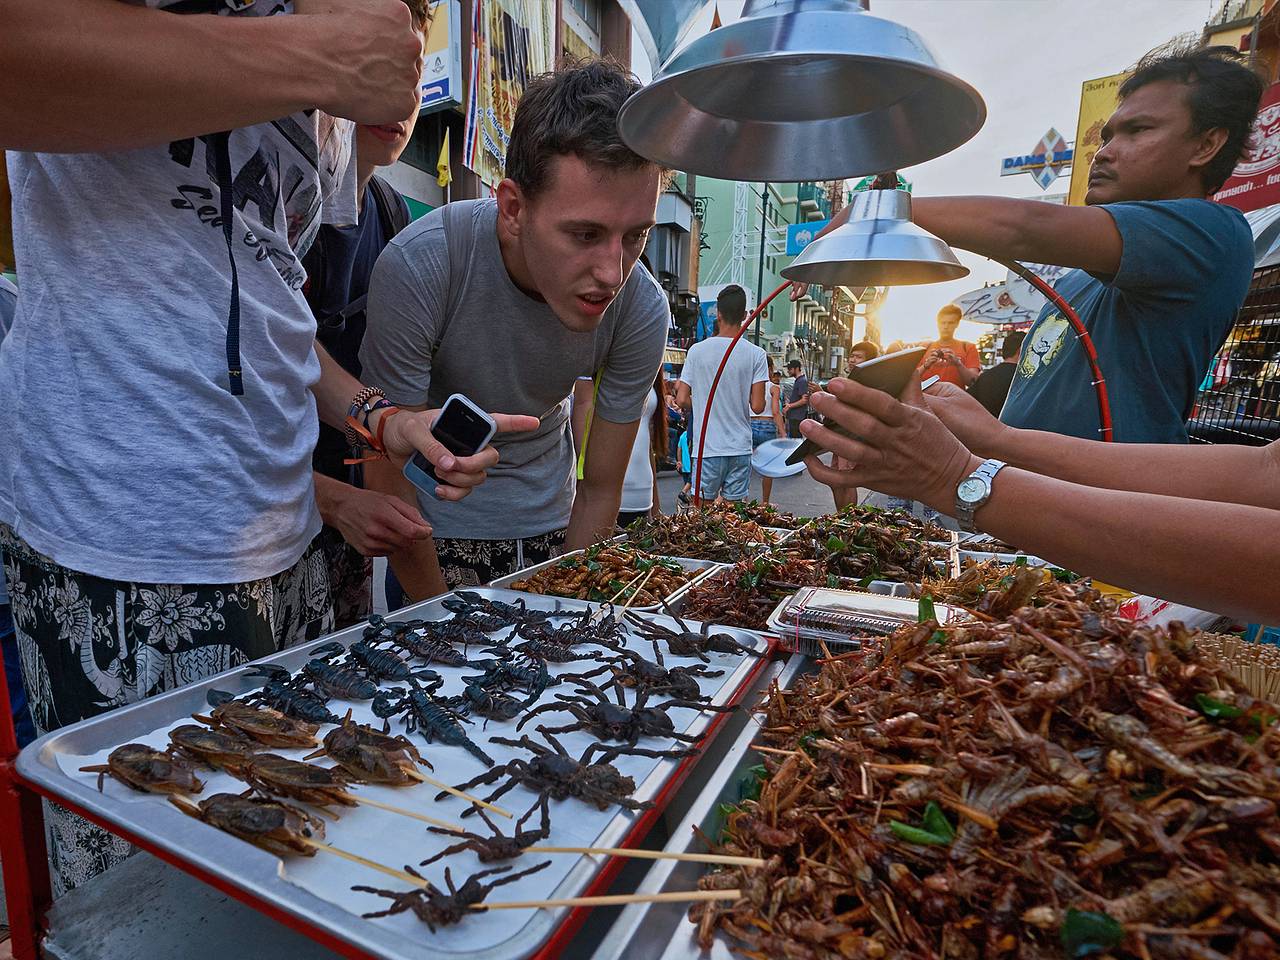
[368,175,411,244]
[210,131,244,395]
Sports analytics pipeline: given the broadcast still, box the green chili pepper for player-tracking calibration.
[1195,693,1245,720]
[1059,908,1123,957]
[918,595,937,624]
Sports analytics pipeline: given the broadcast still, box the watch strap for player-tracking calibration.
[955,458,1007,532]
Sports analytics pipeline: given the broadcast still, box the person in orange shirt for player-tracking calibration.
[919,304,980,387]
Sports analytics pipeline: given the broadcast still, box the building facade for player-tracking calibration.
[693,177,868,376]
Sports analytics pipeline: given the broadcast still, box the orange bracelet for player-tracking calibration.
[343,406,402,465]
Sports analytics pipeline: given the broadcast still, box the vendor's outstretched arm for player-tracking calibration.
[926,383,1280,510]
[802,380,1280,623]
[567,417,640,550]
[952,467,1280,622]
[806,195,1123,274]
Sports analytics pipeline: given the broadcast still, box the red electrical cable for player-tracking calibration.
[1001,259,1113,442]
[693,280,793,505]
[691,262,1111,506]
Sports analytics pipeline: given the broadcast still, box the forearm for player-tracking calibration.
[913,196,1120,273]
[364,459,446,602]
[566,481,623,550]
[313,343,366,431]
[924,465,1280,623]
[2,0,334,152]
[984,426,1280,509]
[313,472,350,527]
[956,365,979,388]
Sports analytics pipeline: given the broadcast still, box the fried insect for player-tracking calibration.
[240,753,356,810]
[217,673,341,726]
[438,729,669,812]
[364,615,472,667]
[303,712,432,785]
[193,698,320,748]
[563,640,723,701]
[516,678,735,747]
[512,544,692,605]
[353,861,551,932]
[688,578,1280,959]
[81,743,204,795]
[373,680,495,767]
[625,508,774,563]
[167,723,258,774]
[171,792,325,856]
[419,797,551,865]
[625,606,762,663]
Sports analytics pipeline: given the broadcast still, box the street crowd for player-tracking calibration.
[2,0,1280,894]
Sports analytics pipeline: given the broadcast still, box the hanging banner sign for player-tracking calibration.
[420,0,463,114]
[464,0,554,188]
[1069,72,1127,206]
[1214,81,1280,214]
[785,220,830,256]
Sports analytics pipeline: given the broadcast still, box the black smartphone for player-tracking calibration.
[402,394,498,498]
[785,346,928,466]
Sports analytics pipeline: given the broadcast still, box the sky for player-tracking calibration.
[633,0,1219,343]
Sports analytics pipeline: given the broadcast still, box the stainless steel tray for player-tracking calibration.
[587,656,811,960]
[490,551,726,613]
[17,588,770,960]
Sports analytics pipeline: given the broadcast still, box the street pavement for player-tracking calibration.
[655,463,842,517]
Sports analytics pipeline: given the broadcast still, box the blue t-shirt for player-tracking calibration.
[1001,199,1253,443]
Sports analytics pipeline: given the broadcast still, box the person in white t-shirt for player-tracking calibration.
[617,371,668,526]
[676,285,769,501]
[0,0,535,894]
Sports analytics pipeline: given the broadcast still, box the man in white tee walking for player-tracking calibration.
[676,285,768,501]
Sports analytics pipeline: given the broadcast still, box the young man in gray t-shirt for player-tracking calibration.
[362,60,670,600]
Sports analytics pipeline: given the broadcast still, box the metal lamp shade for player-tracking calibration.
[781,189,968,286]
[617,0,986,182]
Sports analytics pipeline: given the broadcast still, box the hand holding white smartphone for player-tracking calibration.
[402,394,498,499]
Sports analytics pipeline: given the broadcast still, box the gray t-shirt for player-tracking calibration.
[360,199,670,539]
[0,1,358,583]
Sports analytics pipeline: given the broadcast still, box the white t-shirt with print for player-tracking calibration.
[0,0,357,584]
[679,336,770,458]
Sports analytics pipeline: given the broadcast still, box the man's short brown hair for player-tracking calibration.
[504,58,655,197]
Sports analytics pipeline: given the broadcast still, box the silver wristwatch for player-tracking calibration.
[955,458,1007,532]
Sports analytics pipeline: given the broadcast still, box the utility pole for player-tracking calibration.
[753,182,770,346]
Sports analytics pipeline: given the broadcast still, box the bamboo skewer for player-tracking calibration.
[307,839,744,911]
[477,889,742,910]
[349,794,462,831]
[408,771,513,819]
[618,566,658,613]
[302,837,427,886]
[528,846,765,867]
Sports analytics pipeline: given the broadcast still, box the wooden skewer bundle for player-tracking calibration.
[303,837,747,910]
[1196,632,1280,705]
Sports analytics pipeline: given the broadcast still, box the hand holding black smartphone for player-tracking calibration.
[402,394,499,498]
[784,347,928,466]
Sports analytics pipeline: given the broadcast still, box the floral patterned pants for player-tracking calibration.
[0,525,333,896]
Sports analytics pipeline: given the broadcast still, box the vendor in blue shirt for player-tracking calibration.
[802,46,1262,445]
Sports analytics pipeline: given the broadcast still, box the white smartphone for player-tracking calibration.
[401,393,498,498]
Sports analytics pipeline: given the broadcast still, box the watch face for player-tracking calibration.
[958,477,987,503]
